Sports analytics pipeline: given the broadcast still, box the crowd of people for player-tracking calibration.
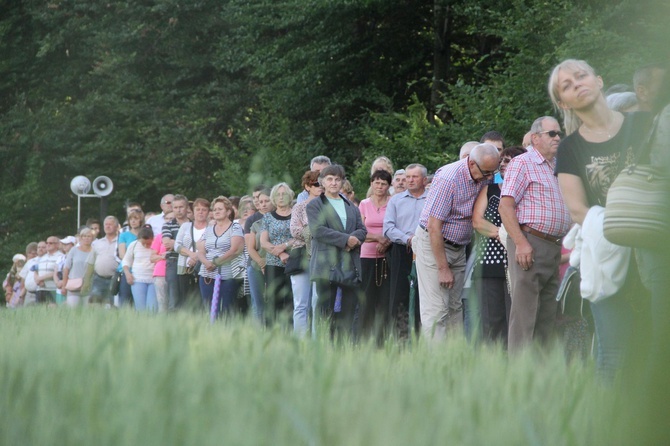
[3,59,669,379]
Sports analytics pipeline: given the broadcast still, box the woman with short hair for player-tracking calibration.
[122,226,158,312]
[62,227,95,307]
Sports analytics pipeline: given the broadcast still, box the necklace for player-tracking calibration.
[375,257,387,287]
[372,196,388,213]
[581,112,617,139]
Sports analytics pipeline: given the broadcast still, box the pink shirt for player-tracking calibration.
[151,236,167,277]
[500,147,571,237]
[359,198,387,259]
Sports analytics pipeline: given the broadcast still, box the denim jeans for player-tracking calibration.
[210,278,243,320]
[132,281,157,312]
[118,271,133,307]
[290,271,312,337]
[247,265,265,324]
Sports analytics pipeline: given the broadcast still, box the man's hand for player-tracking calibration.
[515,238,534,271]
[438,266,455,289]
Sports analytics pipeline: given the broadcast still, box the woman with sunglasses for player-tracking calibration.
[550,59,651,379]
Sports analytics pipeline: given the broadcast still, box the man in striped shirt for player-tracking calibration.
[414,143,500,342]
[499,116,571,352]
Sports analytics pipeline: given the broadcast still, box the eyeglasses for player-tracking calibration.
[538,130,563,138]
[473,160,498,178]
[162,201,173,205]
[47,242,58,245]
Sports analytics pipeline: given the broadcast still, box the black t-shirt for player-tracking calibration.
[555,112,651,207]
[244,211,264,235]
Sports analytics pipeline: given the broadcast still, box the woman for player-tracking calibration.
[289,170,322,336]
[117,209,144,307]
[245,189,273,324]
[150,227,169,313]
[307,165,367,340]
[233,196,255,315]
[550,59,651,378]
[122,226,158,312]
[61,228,94,307]
[197,196,245,318]
[260,183,295,325]
[175,198,210,310]
[358,169,393,341]
[367,156,394,198]
[4,254,25,307]
[472,146,526,344]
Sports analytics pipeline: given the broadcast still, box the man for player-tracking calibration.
[37,240,47,257]
[634,64,665,112]
[480,130,505,152]
[86,218,101,238]
[19,242,39,306]
[83,216,120,305]
[499,116,572,352]
[391,169,407,195]
[146,194,174,235]
[33,236,64,304]
[296,156,331,203]
[459,141,479,159]
[162,194,190,311]
[383,163,428,336]
[413,144,500,341]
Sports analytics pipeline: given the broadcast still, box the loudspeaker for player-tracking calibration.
[92,176,114,197]
[70,176,91,196]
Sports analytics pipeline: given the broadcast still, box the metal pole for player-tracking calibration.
[77,195,82,231]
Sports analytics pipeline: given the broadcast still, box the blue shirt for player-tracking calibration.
[383,189,428,244]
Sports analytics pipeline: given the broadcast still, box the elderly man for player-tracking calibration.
[391,169,407,195]
[147,194,174,235]
[33,236,64,304]
[413,144,500,341]
[162,194,190,311]
[83,216,120,305]
[383,163,428,335]
[459,141,479,159]
[296,156,331,203]
[499,116,572,352]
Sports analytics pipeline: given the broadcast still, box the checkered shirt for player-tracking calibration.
[500,146,571,237]
[418,159,486,245]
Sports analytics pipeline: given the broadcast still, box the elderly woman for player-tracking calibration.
[260,182,295,325]
[307,165,367,340]
[197,196,245,318]
[289,170,322,336]
[122,226,158,312]
[472,146,526,344]
[175,198,210,310]
[61,228,94,307]
[358,169,393,341]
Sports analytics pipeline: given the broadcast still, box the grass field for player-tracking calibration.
[0,308,665,445]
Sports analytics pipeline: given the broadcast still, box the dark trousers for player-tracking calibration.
[474,275,511,345]
[360,257,391,342]
[314,280,360,342]
[265,265,293,325]
[165,257,179,311]
[177,273,200,311]
[388,243,420,335]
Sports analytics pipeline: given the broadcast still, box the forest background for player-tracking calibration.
[0,0,668,268]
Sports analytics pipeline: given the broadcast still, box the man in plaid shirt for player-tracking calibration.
[414,143,500,342]
[499,116,571,352]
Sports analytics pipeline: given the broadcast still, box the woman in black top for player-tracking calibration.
[550,59,651,379]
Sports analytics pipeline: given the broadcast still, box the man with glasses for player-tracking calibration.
[413,144,500,342]
[33,236,64,304]
[499,116,571,353]
[147,194,174,235]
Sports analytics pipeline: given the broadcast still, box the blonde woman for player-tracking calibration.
[62,228,94,307]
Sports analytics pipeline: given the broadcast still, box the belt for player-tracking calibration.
[419,223,462,249]
[94,273,113,280]
[520,225,562,246]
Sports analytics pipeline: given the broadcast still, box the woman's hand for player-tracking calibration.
[279,251,290,265]
[125,272,134,286]
[205,260,217,271]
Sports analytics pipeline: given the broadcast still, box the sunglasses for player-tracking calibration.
[538,130,563,138]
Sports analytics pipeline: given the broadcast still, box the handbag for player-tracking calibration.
[603,115,670,249]
[328,252,361,288]
[109,270,122,295]
[185,223,202,277]
[65,277,83,292]
[284,246,306,276]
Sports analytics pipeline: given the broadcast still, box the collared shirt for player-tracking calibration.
[162,218,189,259]
[35,252,64,291]
[383,189,428,244]
[418,159,486,245]
[146,212,165,237]
[87,235,119,277]
[500,146,571,237]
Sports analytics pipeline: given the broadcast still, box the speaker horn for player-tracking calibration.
[70,176,91,196]
[92,176,114,197]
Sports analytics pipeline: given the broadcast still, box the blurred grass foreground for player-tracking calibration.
[0,308,666,445]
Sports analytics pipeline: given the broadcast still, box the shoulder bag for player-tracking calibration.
[603,115,670,249]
